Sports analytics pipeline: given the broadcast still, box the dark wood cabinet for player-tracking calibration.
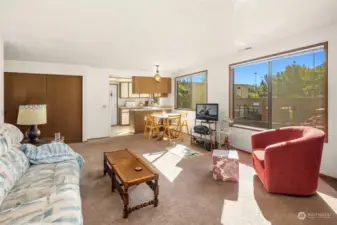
[4,73,83,143]
[132,77,171,94]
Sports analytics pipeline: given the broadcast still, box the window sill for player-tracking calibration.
[174,108,195,112]
[230,124,267,132]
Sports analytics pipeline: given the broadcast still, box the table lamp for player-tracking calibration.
[17,104,47,144]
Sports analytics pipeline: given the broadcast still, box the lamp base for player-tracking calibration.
[26,125,41,144]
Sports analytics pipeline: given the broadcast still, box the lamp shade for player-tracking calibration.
[17,104,47,125]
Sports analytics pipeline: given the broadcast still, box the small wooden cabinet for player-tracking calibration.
[132,76,171,94]
[119,108,130,125]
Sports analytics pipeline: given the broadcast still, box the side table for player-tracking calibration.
[21,137,55,146]
[212,149,239,182]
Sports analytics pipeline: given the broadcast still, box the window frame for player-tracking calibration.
[174,70,208,111]
[229,42,328,142]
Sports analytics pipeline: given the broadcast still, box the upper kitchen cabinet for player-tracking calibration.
[120,82,129,98]
[132,76,171,94]
[128,83,140,98]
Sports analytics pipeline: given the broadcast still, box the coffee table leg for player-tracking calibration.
[123,187,129,218]
[103,159,106,176]
[111,171,116,192]
[154,179,159,207]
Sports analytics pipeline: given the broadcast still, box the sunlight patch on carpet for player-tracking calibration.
[166,144,203,159]
[220,199,270,225]
[143,151,183,183]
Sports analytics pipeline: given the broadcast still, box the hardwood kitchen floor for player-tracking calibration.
[110,125,134,137]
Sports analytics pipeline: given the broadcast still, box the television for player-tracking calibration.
[196,104,219,121]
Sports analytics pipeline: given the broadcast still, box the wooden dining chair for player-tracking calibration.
[179,112,190,137]
[163,114,182,142]
[144,114,160,140]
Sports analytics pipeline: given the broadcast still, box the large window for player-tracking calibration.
[230,43,328,138]
[175,71,207,110]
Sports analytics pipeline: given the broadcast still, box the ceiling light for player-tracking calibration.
[154,65,161,82]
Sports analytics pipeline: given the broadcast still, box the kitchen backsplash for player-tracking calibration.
[118,98,148,107]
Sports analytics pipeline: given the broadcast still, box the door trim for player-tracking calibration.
[110,84,119,126]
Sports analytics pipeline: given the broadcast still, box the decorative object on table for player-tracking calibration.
[153,65,161,82]
[53,132,65,143]
[212,150,239,182]
[153,96,160,105]
[134,166,142,171]
[103,149,159,218]
[165,144,203,159]
[54,132,61,141]
[251,126,325,196]
[17,104,47,144]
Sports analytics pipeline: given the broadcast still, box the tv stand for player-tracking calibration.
[190,119,218,151]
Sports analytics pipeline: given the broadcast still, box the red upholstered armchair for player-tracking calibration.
[251,126,325,196]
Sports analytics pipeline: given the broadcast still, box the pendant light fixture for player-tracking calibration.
[154,65,161,82]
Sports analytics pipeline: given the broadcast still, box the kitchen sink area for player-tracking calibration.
[109,76,172,135]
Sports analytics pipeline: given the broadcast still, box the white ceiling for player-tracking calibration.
[1,0,337,72]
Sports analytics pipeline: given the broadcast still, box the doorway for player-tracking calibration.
[110,84,118,126]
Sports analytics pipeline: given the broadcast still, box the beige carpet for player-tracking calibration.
[70,134,337,225]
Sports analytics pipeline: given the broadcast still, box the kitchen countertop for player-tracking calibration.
[129,107,172,111]
[119,106,141,109]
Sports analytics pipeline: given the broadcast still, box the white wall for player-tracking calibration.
[172,23,337,178]
[4,60,111,140]
[0,37,3,123]
[3,61,174,140]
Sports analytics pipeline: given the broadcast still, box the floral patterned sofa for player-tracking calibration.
[0,123,83,225]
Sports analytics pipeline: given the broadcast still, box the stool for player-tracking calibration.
[212,150,239,182]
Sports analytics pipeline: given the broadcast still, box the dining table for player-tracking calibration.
[151,113,180,140]
[152,112,180,119]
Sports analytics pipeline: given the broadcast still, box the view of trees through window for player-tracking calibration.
[232,44,327,132]
[176,71,207,110]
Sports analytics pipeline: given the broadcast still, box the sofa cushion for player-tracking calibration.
[0,159,80,211]
[253,150,265,162]
[0,134,11,156]
[1,124,24,148]
[0,184,82,225]
[0,149,30,206]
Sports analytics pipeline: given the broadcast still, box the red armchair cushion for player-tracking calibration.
[253,150,265,162]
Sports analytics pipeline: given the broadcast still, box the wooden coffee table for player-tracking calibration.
[103,149,159,218]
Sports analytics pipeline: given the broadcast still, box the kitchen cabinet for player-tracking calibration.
[129,108,172,134]
[120,108,130,125]
[132,76,171,94]
[120,82,129,98]
[128,83,140,98]
[139,93,150,98]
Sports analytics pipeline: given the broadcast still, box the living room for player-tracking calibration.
[1,1,337,225]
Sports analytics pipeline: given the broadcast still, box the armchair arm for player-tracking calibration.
[251,129,283,150]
